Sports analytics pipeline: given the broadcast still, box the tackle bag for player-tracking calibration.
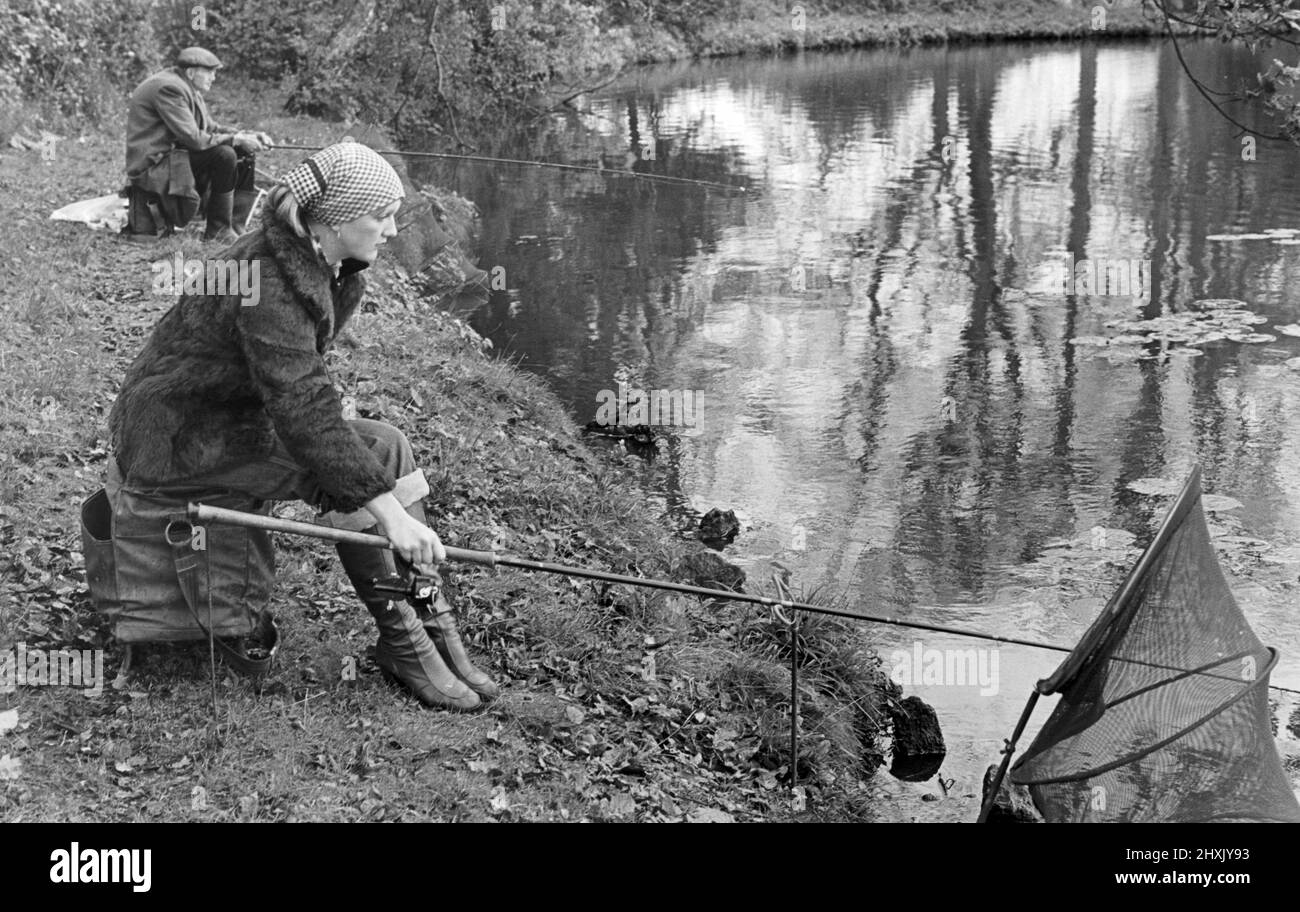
[80,474,278,672]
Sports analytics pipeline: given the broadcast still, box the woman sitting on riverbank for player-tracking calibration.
[107,140,498,712]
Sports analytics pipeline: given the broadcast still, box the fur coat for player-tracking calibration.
[109,207,395,514]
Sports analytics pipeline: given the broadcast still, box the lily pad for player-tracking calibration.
[1128,478,1242,512]
[1205,234,1273,241]
[1088,306,1273,351]
[1128,477,1181,497]
[1276,324,1300,337]
[1201,494,1244,512]
[1088,346,1145,363]
[1189,299,1249,311]
[1238,333,1276,344]
[1085,526,1137,550]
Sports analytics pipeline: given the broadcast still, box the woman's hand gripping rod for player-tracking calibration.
[187,503,498,565]
[187,502,498,607]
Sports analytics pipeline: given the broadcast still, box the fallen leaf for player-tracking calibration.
[564,705,585,725]
[790,786,808,812]
[0,709,17,734]
[686,807,734,823]
[604,792,636,819]
[0,754,22,780]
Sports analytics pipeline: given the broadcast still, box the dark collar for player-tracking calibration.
[333,257,370,292]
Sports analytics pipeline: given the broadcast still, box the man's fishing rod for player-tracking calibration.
[186,502,1300,695]
[268,143,745,194]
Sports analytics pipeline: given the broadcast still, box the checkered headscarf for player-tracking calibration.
[281,141,404,227]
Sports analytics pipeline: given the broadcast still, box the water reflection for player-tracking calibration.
[412,38,1300,796]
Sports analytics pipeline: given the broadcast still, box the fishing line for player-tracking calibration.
[267,143,745,194]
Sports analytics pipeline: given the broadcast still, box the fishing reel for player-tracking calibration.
[369,573,439,608]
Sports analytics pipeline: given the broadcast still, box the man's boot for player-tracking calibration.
[336,538,480,712]
[203,190,239,244]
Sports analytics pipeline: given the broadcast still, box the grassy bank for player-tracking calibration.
[629,0,1166,63]
[0,93,900,821]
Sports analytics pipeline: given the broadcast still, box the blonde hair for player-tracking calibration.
[264,183,309,237]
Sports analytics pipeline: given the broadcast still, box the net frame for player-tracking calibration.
[995,466,1300,823]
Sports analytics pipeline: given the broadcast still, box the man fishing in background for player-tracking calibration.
[124,46,273,243]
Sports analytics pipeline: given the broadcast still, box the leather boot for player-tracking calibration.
[417,591,500,702]
[203,190,239,244]
[336,537,480,712]
[394,501,500,701]
[233,189,261,233]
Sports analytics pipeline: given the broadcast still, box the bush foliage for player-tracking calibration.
[285,0,634,142]
[1,0,636,140]
[0,0,163,119]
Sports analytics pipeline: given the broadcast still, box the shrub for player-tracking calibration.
[287,0,633,140]
[0,0,162,119]
[149,0,339,82]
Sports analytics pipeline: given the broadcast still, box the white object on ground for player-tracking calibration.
[51,193,128,232]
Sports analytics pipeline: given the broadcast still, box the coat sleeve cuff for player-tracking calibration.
[316,469,430,532]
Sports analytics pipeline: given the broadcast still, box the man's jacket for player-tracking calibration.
[125,67,233,195]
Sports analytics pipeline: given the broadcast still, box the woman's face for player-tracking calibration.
[336,200,400,263]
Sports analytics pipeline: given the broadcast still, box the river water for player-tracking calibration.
[417,38,1300,818]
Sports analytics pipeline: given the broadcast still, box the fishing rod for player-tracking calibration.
[188,502,1066,651]
[187,502,1300,695]
[268,143,745,194]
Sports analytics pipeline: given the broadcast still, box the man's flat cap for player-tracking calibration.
[177,47,223,69]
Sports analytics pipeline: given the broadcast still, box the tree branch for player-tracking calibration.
[1152,0,1291,142]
